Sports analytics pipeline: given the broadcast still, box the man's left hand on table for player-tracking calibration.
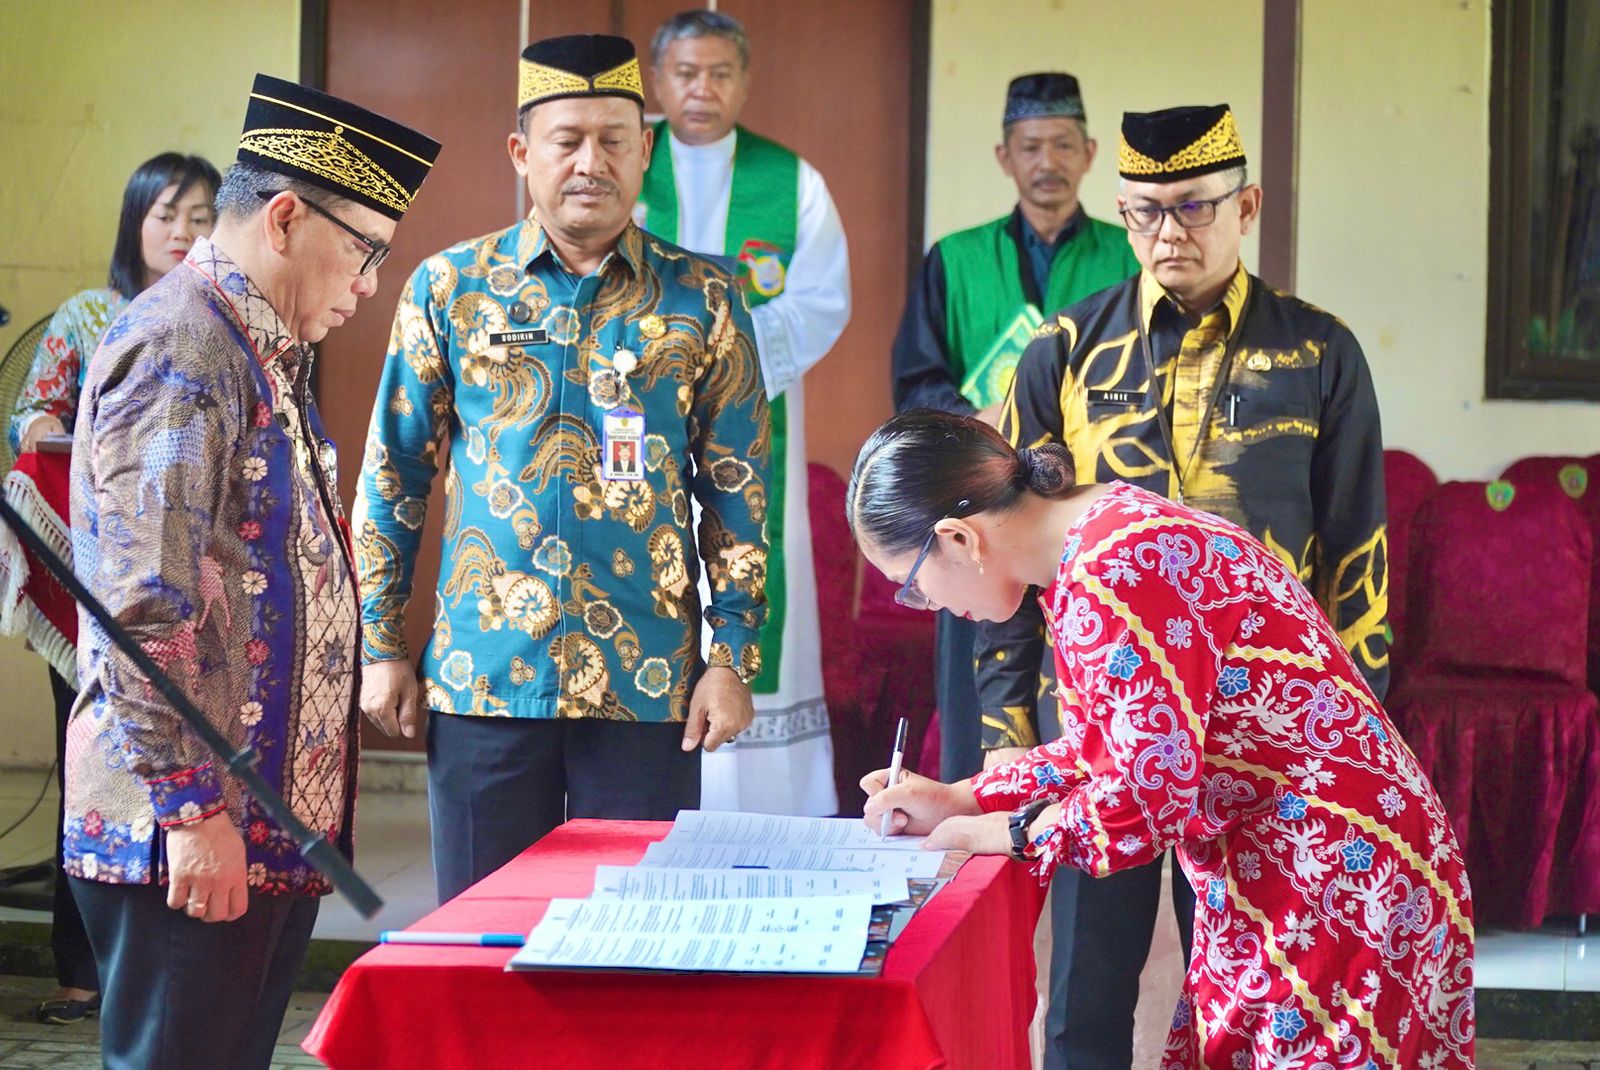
[682,666,753,752]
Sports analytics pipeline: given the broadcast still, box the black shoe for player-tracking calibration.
[35,994,99,1025]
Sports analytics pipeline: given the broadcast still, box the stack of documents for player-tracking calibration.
[507,811,944,975]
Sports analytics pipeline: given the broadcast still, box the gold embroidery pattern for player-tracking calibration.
[519,62,590,108]
[518,58,642,109]
[1118,112,1245,177]
[240,127,412,215]
[590,59,644,98]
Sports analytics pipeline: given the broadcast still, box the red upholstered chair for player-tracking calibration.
[806,463,937,815]
[854,578,936,770]
[1388,480,1600,926]
[1382,449,1440,665]
[851,515,937,797]
[1501,455,1600,692]
[806,463,868,812]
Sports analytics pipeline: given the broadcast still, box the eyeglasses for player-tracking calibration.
[895,499,971,611]
[1119,184,1245,234]
[256,190,391,275]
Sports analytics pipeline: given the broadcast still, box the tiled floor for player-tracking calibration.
[1478,923,1599,992]
[0,973,328,1068]
[3,769,1597,1068]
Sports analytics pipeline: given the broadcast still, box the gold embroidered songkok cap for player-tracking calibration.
[518,34,645,114]
[1118,104,1246,183]
[237,74,441,221]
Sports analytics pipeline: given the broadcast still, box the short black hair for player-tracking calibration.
[108,152,221,300]
[213,161,349,222]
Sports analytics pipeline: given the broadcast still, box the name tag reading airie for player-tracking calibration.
[487,328,549,348]
[1087,388,1144,406]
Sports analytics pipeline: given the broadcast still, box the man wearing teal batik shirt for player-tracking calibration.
[354,34,771,901]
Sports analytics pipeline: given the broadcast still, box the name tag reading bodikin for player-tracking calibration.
[1087,388,1144,406]
[487,328,549,348]
[602,408,645,482]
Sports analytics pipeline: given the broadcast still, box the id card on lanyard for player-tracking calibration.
[600,346,644,482]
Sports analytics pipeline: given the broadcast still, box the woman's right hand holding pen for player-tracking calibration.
[860,770,982,837]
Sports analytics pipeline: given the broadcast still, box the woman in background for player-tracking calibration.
[11,152,221,453]
[850,410,1474,1069]
[7,151,220,1025]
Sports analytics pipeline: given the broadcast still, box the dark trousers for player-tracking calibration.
[69,876,318,1070]
[427,712,701,902]
[48,667,98,991]
[934,611,984,782]
[1046,856,1197,1070]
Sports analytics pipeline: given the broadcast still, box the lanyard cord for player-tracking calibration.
[1136,283,1255,504]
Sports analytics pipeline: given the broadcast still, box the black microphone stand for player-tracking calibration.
[0,495,383,918]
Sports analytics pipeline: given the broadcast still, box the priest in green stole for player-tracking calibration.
[639,10,850,815]
[890,73,1137,783]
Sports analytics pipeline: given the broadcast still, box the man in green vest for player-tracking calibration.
[891,73,1136,784]
[638,9,851,816]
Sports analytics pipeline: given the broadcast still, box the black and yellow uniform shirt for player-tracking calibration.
[978,263,1390,748]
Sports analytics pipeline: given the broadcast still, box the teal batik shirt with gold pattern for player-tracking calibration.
[354,215,770,722]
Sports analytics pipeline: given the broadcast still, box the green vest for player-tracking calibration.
[939,213,1138,407]
[638,123,799,694]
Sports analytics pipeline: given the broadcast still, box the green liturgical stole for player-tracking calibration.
[938,215,1138,408]
[640,124,799,694]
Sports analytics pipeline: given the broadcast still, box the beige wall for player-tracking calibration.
[926,0,1264,280]
[928,0,1597,484]
[0,0,300,765]
[1297,0,1596,479]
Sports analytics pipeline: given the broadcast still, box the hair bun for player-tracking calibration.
[1018,444,1075,497]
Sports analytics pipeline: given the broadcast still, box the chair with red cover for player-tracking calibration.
[806,463,868,813]
[807,463,938,813]
[1382,449,1440,663]
[1388,479,1600,927]
[853,527,937,785]
[1502,455,1600,692]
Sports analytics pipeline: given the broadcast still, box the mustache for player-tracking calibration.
[562,178,619,197]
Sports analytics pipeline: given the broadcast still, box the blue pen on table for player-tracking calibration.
[379,931,525,947]
[878,716,909,841]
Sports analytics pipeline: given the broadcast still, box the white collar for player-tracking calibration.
[668,126,737,164]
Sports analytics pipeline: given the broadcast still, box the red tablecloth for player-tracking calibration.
[304,820,1044,1070]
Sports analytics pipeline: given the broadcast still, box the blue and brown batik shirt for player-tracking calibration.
[354,214,770,723]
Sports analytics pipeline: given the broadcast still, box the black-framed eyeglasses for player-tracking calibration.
[895,499,971,611]
[1119,184,1245,234]
[256,190,391,275]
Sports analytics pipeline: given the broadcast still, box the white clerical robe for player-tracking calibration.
[663,127,851,816]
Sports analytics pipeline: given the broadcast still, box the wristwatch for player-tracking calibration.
[1008,798,1053,861]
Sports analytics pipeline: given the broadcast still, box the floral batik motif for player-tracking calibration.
[354,216,769,724]
[974,483,1472,1069]
[67,238,359,895]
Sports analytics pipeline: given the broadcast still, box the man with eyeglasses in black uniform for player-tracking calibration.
[978,104,1389,1070]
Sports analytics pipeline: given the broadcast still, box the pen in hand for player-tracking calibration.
[878,717,908,841]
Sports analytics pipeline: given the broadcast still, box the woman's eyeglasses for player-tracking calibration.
[895,499,971,610]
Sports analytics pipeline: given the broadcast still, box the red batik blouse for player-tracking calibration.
[972,482,1473,1069]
